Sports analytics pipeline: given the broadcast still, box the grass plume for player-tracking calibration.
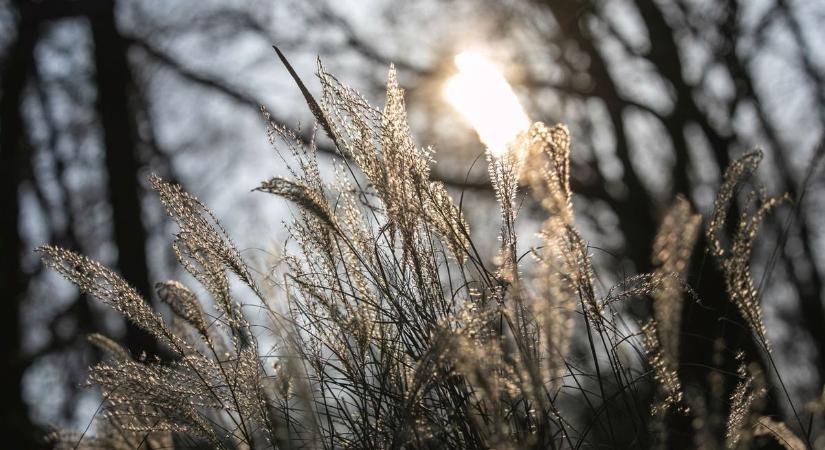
[39,58,822,449]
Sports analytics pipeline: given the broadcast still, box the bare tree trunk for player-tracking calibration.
[89,0,158,357]
[0,11,47,449]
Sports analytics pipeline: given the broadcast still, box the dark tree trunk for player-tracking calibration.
[89,0,158,357]
[0,11,48,449]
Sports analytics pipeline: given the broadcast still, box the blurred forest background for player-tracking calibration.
[2,0,824,447]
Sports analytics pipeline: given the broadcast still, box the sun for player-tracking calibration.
[444,51,530,157]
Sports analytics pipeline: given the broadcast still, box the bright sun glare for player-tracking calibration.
[444,51,530,157]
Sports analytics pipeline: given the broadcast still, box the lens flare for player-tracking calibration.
[444,51,530,157]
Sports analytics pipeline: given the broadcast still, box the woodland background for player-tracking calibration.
[1,0,824,447]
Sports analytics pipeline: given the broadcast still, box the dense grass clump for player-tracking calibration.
[41,57,822,449]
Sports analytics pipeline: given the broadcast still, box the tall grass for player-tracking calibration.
[40,55,822,449]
